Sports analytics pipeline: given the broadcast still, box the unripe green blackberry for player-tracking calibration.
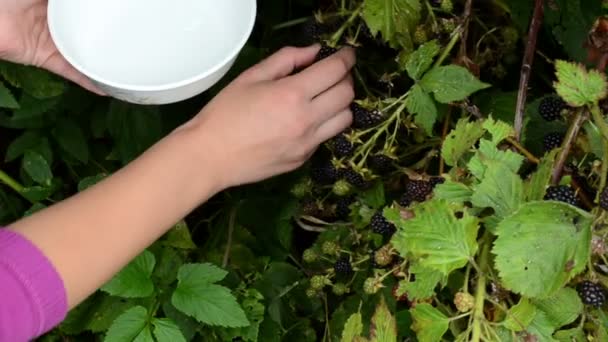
[363,277,380,294]
[322,241,340,256]
[310,275,328,290]
[290,178,312,198]
[413,25,429,45]
[501,26,519,47]
[332,283,349,296]
[302,248,318,263]
[374,246,393,267]
[440,0,454,12]
[306,287,319,298]
[454,292,475,312]
[332,179,352,196]
[440,18,456,33]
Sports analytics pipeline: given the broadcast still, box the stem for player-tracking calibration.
[459,0,474,59]
[434,24,463,67]
[0,169,24,193]
[600,139,608,201]
[513,0,544,141]
[439,108,453,175]
[591,103,608,142]
[222,204,239,267]
[551,108,587,185]
[329,5,363,46]
[272,17,312,30]
[506,137,540,164]
[471,232,491,342]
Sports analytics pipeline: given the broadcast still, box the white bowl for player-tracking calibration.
[47,0,256,105]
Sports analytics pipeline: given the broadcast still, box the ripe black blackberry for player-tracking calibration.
[406,180,433,202]
[310,159,337,185]
[369,154,394,174]
[577,281,606,307]
[600,187,608,211]
[315,43,337,62]
[334,257,353,274]
[335,196,355,219]
[370,211,396,236]
[543,132,564,152]
[339,167,367,188]
[350,103,383,129]
[332,134,354,158]
[430,177,446,188]
[544,185,578,206]
[398,192,412,207]
[538,96,566,121]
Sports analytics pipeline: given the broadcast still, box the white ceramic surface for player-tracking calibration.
[47,0,256,105]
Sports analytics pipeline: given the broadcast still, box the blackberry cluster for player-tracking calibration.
[544,185,578,206]
[369,154,394,174]
[370,211,396,236]
[406,180,433,202]
[339,167,366,188]
[600,187,608,211]
[315,44,337,62]
[335,196,355,219]
[334,257,353,274]
[310,159,337,185]
[351,103,383,129]
[577,281,606,307]
[543,132,564,152]
[538,96,566,121]
[333,134,354,158]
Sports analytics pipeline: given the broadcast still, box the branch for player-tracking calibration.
[551,108,587,185]
[514,0,545,141]
[459,0,474,59]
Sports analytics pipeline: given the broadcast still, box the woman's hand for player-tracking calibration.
[184,44,356,189]
[0,0,104,94]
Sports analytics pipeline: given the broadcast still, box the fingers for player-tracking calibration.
[243,44,321,83]
[40,52,106,96]
[286,46,356,99]
[313,109,353,144]
[310,74,354,124]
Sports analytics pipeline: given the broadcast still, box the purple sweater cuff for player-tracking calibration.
[0,229,67,341]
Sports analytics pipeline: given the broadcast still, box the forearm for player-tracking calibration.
[7,125,223,309]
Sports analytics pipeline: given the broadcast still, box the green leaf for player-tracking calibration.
[433,181,473,204]
[467,140,524,180]
[503,298,536,332]
[5,130,42,162]
[22,186,54,202]
[151,318,187,342]
[52,118,89,163]
[360,180,386,209]
[370,297,397,342]
[493,201,592,298]
[0,81,18,108]
[23,150,52,186]
[554,60,608,107]
[163,221,197,250]
[525,150,558,201]
[78,174,108,192]
[470,160,524,219]
[341,313,363,342]
[441,118,485,166]
[101,250,155,298]
[554,328,586,341]
[531,287,583,329]
[362,0,421,51]
[420,65,491,103]
[171,263,249,328]
[482,117,515,144]
[584,120,604,158]
[0,62,66,98]
[405,84,438,135]
[398,263,442,300]
[390,199,480,275]
[404,40,440,80]
[104,306,150,342]
[410,304,449,342]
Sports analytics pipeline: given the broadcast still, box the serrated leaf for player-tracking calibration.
[104,306,150,342]
[405,84,438,135]
[554,60,608,107]
[163,221,196,249]
[23,150,52,186]
[151,318,187,342]
[433,181,473,203]
[526,311,556,342]
[398,263,442,300]
[341,313,363,342]
[554,327,586,341]
[362,0,421,51]
[172,263,249,328]
[531,287,583,329]
[420,65,491,103]
[404,40,440,80]
[493,201,592,298]
[410,304,449,342]
[483,117,515,144]
[525,150,558,201]
[441,118,485,166]
[467,140,524,180]
[503,298,536,332]
[370,297,397,342]
[101,250,155,298]
[0,81,18,108]
[52,118,89,163]
[390,199,479,275]
[470,160,524,219]
[5,130,42,162]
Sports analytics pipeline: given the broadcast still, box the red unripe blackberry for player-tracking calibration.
[538,96,566,121]
[544,185,579,206]
[577,281,606,307]
[370,211,396,237]
[406,180,433,202]
[332,134,354,158]
[543,132,564,152]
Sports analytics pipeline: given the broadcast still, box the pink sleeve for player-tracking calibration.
[0,229,67,342]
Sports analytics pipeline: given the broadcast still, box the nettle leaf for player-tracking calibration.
[171,263,249,328]
[398,263,442,300]
[482,116,515,144]
[104,306,150,342]
[410,304,449,342]
[23,150,52,186]
[503,298,536,332]
[390,199,480,275]
[101,249,155,298]
[493,201,592,298]
[525,150,558,201]
[341,313,363,342]
[441,118,485,166]
[405,84,438,135]
[370,297,397,342]
[0,81,18,109]
[151,318,187,342]
[52,118,89,163]
[362,0,421,51]
[420,65,491,104]
[554,60,608,107]
[433,181,473,204]
[470,159,524,219]
[405,40,440,80]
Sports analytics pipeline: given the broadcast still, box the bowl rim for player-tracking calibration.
[47,0,257,92]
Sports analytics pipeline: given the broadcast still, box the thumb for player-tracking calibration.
[245,44,321,82]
